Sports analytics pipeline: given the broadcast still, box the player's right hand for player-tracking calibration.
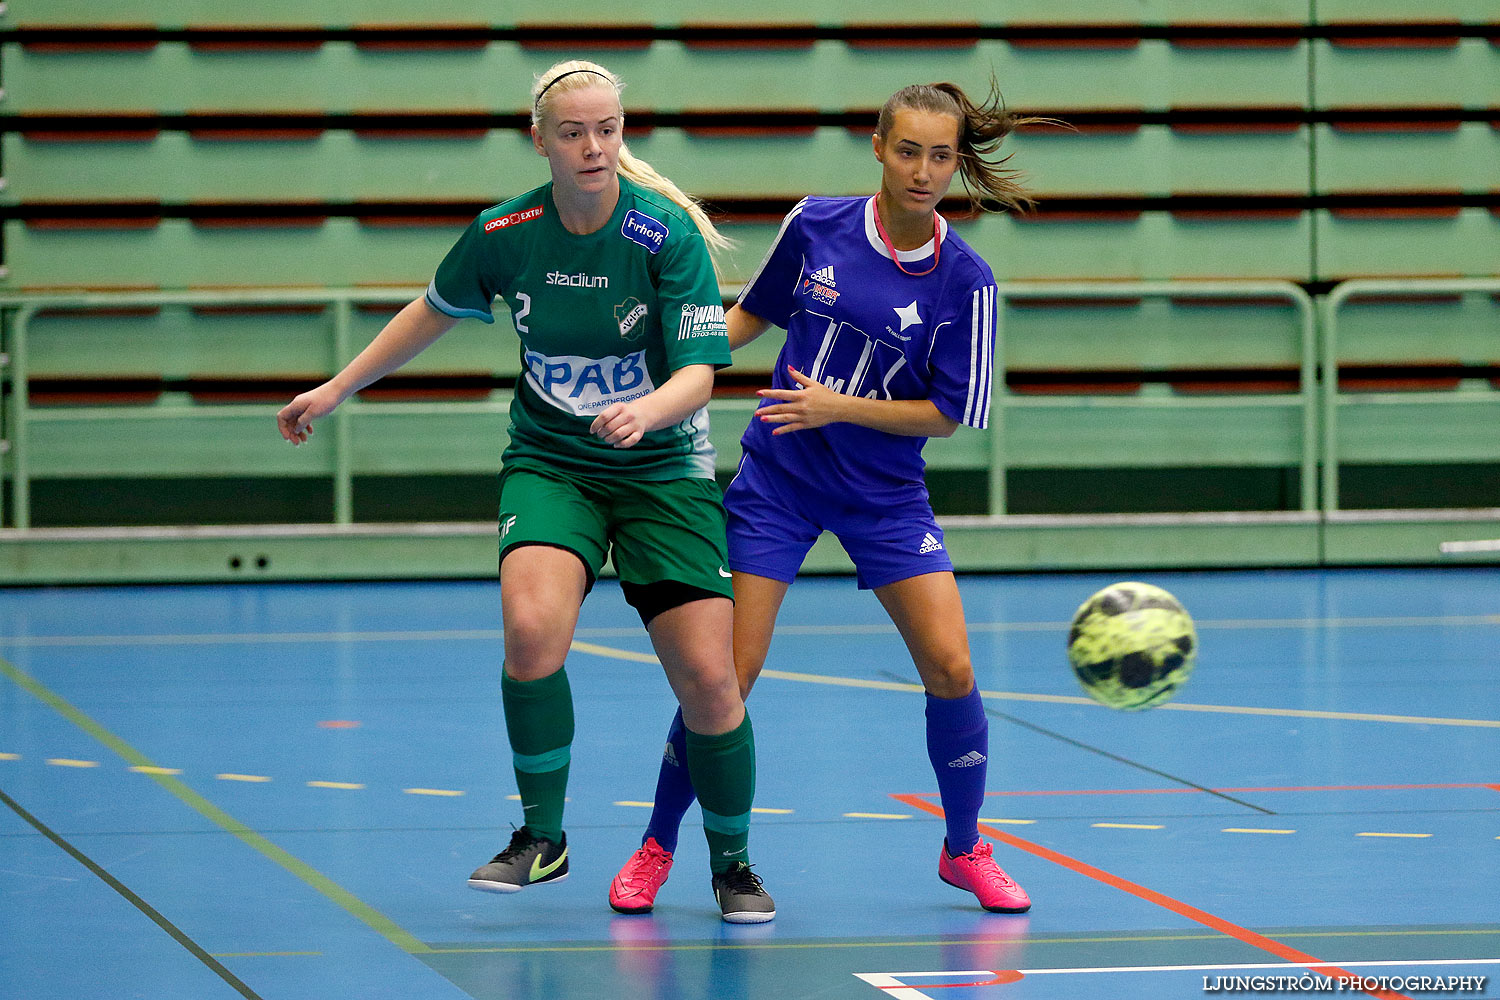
[277,385,341,445]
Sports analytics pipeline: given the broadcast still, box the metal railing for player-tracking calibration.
[990,280,1318,515]
[20,277,1499,531]
[0,286,425,529]
[1319,278,1500,515]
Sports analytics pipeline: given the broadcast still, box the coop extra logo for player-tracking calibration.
[484,206,544,232]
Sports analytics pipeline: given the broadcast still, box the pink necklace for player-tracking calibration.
[872,198,941,277]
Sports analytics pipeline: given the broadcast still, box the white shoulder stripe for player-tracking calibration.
[737,197,809,304]
[425,279,494,322]
[963,285,996,429]
[964,287,981,426]
[979,285,995,428]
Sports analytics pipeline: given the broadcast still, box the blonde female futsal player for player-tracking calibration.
[277,60,774,923]
[611,80,1045,916]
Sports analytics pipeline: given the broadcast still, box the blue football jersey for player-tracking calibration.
[737,195,997,507]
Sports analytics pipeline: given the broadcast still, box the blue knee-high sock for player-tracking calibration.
[642,707,696,853]
[926,686,988,855]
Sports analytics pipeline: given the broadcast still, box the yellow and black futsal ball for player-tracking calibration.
[1067,582,1197,711]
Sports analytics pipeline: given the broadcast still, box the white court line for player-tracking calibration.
[856,957,1500,998]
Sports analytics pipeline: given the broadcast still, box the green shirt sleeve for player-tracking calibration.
[652,222,731,371]
[425,217,500,324]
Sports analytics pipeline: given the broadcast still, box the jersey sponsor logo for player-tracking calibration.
[546,271,609,289]
[678,303,727,340]
[523,348,657,416]
[614,297,649,342]
[483,205,543,232]
[803,308,909,400]
[621,209,669,253]
[801,276,839,306]
[807,265,835,288]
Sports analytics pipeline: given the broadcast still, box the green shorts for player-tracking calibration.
[497,463,734,600]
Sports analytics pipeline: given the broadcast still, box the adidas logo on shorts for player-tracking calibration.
[947,751,987,768]
[918,532,944,554]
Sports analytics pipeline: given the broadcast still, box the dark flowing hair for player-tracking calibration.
[876,77,1061,214]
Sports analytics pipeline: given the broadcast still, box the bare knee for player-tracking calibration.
[502,606,572,681]
[920,652,975,700]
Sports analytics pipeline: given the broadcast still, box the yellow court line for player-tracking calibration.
[1356,832,1433,839]
[404,788,464,797]
[1224,828,1297,835]
[845,812,912,819]
[0,656,431,956]
[0,752,19,760]
[216,773,271,783]
[307,781,364,790]
[131,765,183,775]
[568,639,661,664]
[752,807,793,815]
[565,641,1500,729]
[979,817,1037,825]
[1093,823,1164,830]
[46,758,99,768]
[614,800,654,807]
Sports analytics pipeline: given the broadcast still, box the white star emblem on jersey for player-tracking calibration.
[894,300,923,331]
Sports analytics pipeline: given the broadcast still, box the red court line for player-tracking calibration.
[892,793,1412,1000]
[954,782,1498,798]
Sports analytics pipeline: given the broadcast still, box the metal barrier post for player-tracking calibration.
[332,299,355,525]
[10,306,37,530]
[1320,278,1500,514]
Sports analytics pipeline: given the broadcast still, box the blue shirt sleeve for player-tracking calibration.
[927,280,996,430]
[736,198,809,328]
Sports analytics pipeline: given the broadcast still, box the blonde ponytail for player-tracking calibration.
[532,59,734,269]
[617,144,734,259]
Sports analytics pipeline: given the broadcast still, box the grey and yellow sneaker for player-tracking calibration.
[711,862,775,923]
[468,828,568,893]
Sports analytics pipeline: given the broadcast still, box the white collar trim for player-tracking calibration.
[863,196,948,263]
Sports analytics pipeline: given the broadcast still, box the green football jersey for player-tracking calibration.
[425,175,730,480]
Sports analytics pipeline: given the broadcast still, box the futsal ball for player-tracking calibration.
[1067,582,1197,711]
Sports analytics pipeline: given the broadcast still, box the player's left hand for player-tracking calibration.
[590,401,648,448]
[756,366,847,435]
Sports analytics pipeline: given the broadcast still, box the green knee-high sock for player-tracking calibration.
[685,712,756,874]
[501,666,573,842]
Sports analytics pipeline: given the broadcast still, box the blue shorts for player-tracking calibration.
[724,450,954,590]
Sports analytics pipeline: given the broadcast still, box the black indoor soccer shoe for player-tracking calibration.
[468,827,569,893]
[711,862,776,923]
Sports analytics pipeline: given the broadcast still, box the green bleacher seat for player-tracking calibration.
[4,38,1308,116]
[1315,121,1500,194]
[1316,208,1500,280]
[10,1,1314,29]
[7,125,1316,205]
[1314,37,1500,109]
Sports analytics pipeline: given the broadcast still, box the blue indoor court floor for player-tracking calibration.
[1,568,1497,1000]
